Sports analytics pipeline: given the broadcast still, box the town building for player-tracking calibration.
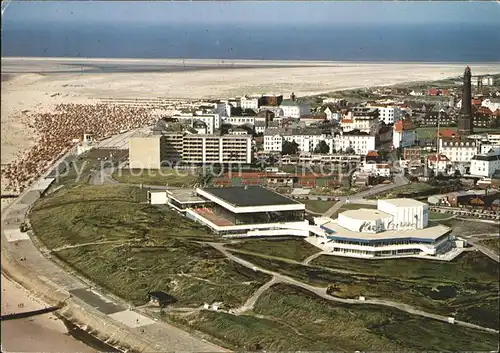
[403,147,422,163]
[479,143,500,154]
[486,132,500,145]
[309,199,452,258]
[366,104,402,125]
[342,107,379,134]
[185,186,309,237]
[173,113,221,135]
[240,96,260,110]
[182,134,252,164]
[471,75,495,86]
[421,111,454,127]
[263,128,332,154]
[393,118,416,148]
[481,98,500,113]
[258,94,283,107]
[470,150,500,178]
[223,116,256,126]
[427,154,451,174]
[334,131,376,155]
[129,135,168,169]
[439,139,478,163]
[280,98,311,118]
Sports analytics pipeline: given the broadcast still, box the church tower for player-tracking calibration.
[457,66,473,136]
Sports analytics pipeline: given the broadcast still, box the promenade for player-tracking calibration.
[1,147,228,353]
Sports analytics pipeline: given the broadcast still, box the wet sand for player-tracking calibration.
[1,274,97,353]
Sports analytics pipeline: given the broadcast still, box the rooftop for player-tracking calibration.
[167,189,208,204]
[200,186,300,207]
[341,209,392,222]
[321,221,450,241]
[378,198,426,208]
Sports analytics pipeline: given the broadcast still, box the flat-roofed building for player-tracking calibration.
[309,198,451,258]
[185,186,309,237]
[129,135,167,169]
[182,134,252,164]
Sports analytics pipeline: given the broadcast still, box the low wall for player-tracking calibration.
[1,305,60,321]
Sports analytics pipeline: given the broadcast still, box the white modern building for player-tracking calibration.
[470,151,500,177]
[182,134,253,164]
[309,198,452,258]
[280,99,311,118]
[367,105,402,125]
[184,186,309,237]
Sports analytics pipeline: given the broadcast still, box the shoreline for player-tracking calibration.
[3,56,500,66]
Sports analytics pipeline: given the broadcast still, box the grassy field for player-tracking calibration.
[428,211,453,220]
[437,219,500,237]
[479,237,500,255]
[112,167,198,186]
[415,127,499,140]
[171,284,499,352]
[368,182,436,199]
[47,149,128,191]
[302,199,336,213]
[30,184,271,306]
[232,251,499,329]
[225,238,320,262]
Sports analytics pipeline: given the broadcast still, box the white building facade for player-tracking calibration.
[240,96,260,110]
[309,199,451,259]
[367,105,402,125]
[470,151,500,177]
[280,100,311,118]
[439,140,478,163]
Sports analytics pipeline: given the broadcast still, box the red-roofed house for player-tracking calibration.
[428,88,440,96]
[393,118,416,148]
[438,128,460,139]
[427,153,450,173]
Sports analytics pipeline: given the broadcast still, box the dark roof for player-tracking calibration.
[149,291,177,303]
[201,186,300,207]
[471,154,500,162]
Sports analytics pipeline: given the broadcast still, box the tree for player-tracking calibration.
[282,140,299,155]
[314,140,330,154]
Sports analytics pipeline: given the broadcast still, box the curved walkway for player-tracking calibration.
[1,150,229,352]
[208,242,498,334]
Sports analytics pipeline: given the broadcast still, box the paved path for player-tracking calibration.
[467,240,500,263]
[1,149,229,353]
[233,276,280,314]
[209,243,498,334]
[302,251,324,265]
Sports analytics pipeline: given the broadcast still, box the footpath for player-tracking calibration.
[1,147,228,353]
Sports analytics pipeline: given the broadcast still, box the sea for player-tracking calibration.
[2,21,500,62]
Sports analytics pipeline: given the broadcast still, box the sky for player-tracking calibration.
[2,1,500,27]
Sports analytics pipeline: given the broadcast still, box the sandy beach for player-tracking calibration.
[1,274,96,353]
[2,57,499,167]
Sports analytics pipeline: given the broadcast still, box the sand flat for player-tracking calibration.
[2,57,499,166]
[1,274,95,353]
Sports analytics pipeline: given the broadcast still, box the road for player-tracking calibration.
[208,242,498,334]
[1,149,229,353]
[323,172,409,217]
